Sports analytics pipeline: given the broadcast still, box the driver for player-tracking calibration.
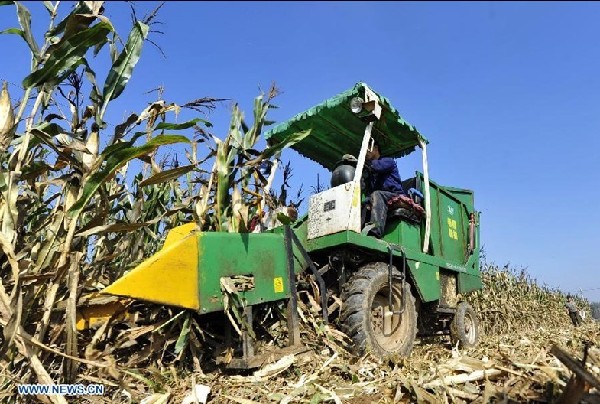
[364,140,406,238]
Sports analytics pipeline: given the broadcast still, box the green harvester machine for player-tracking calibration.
[81,83,482,367]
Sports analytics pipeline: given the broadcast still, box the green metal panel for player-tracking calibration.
[197,233,290,314]
[439,193,466,263]
[305,230,386,254]
[383,221,420,251]
[458,211,482,293]
[445,187,475,214]
[407,261,440,302]
[416,173,475,265]
[402,223,422,252]
[422,176,442,257]
[382,222,400,245]
[271,217,310,274]
[458,273,483,293]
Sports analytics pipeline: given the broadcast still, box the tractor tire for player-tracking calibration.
[450,301,479,348]
[340,262,418,359]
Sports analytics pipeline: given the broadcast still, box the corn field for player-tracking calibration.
[467,261,592,336]
[0,2,598,403]
[0,2,310,402]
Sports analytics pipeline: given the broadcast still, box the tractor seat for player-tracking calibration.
[387,193,424,213]
[361,178,425,229]
[387,189,425,225]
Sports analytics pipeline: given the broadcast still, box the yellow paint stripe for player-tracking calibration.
[103,224,200,310]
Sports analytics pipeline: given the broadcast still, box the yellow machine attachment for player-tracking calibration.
[78,221,293,338]
[75,295,130,331]
[102,222,201,310]
[76,223,200,330]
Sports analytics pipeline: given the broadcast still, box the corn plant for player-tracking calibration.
[0,3,314,399]
[467,261,592,335]
[0,1,209,396]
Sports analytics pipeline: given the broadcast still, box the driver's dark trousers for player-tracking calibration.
[369,190,399,238]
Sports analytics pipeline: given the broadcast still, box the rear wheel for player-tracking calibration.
[340,262,417,359]
[450,301,479,348]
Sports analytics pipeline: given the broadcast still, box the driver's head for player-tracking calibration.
[366,138,380,161]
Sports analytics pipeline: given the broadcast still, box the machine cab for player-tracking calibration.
[265,82,433,252]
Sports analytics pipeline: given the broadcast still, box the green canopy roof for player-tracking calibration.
[264,82,427,170]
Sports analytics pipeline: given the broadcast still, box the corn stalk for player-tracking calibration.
[0,1,199,394]
[467,261,592,335]
[0,2,314,398]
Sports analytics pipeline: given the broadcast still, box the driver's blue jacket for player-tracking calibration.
[369,158,405,194]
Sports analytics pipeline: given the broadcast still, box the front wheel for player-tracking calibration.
[450,301,479,348]
[340,262,418,359]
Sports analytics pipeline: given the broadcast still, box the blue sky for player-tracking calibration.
[2,2,599,301]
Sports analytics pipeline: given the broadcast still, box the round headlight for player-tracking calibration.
[350,97,364,114]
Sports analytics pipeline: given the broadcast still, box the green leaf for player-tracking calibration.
[23,20,113,89]
[214,106,244,230]
[138,164,196,187]
[68,135,189,216]
[0,1,14,6]
[92,36,108,57]
[108,32,118,63]
[30,121,65,139]
[154,311,186,333]
[120,369,156,390]
[99,21,149,120]
[174,314,191,355]
[242,95,267,150]
[249,129,312,165]
[0,28,23,36]
[309,393,323,404]
[16,2,39,58]
[154,118,210,131]
[99,139,133,158]
[82,60,101,107]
